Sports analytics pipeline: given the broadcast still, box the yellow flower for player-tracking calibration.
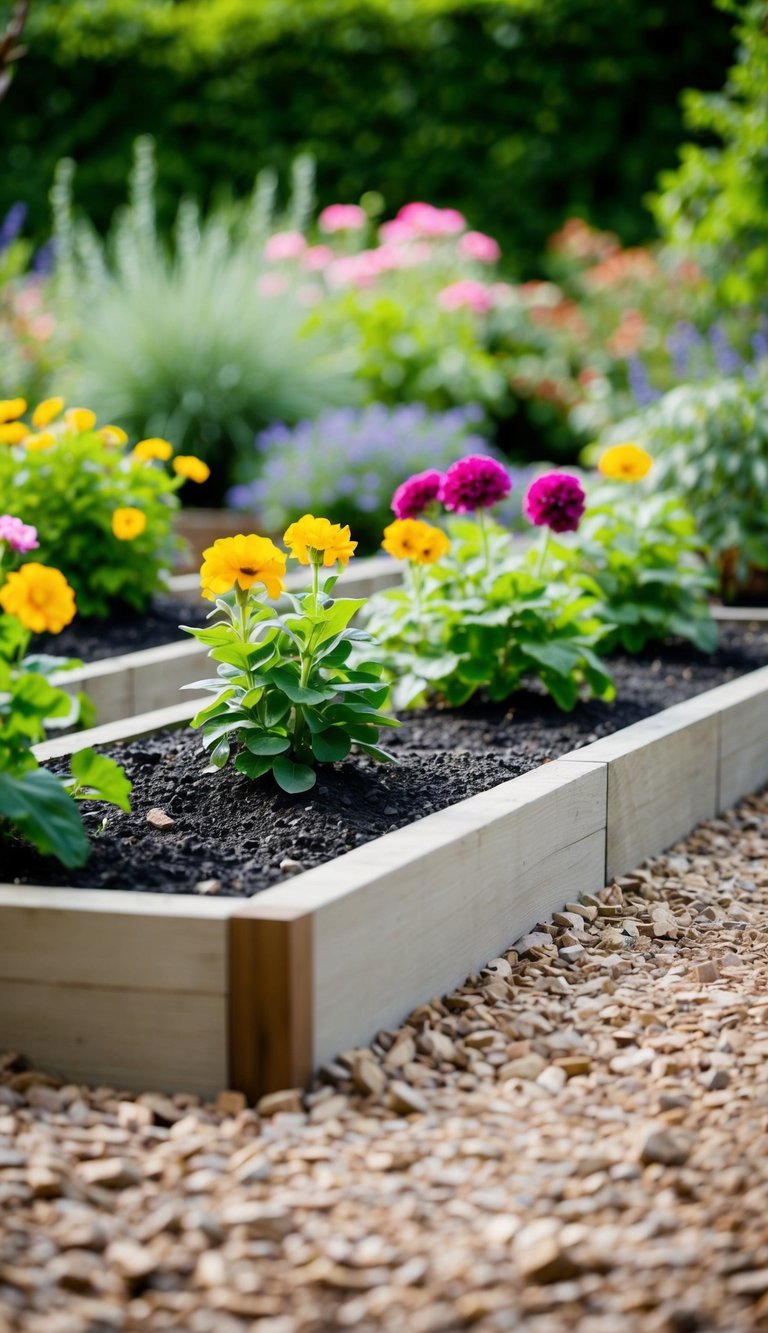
[0,563,77,635]
[0,422,28,444]
[382,518,451,565]
[200,534,286,601]
[173,454,210,483]
[64,407,97,433]
[598,442,653,482]
[133,437,173,463]
[0,397,27,423]
[32,396,65,429]
[24,431,57,452]
[111,507,147,541]
[283,514,357,568]
[99,424,129,446]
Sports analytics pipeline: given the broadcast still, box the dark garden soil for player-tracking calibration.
[5,623,767,897]
[35,594,207,663]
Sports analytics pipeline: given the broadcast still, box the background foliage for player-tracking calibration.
[3,0,734,268]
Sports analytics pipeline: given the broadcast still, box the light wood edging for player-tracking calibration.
[1,665,766,1097]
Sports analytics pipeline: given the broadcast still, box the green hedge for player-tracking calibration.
[3,0,734,268]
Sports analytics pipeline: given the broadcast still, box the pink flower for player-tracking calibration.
[391,470,444,520]
[301,244,335,271]
[439,456,512,513]
[378,218,415,245]
[318,203,367,233]
[327,252,382,289]
[437,280,494,314]
[396,202,466,237]
[459,231,501,264]
[257,272,288,297]
[264,231,307,262]
[523,472,586,534]
[0,514,39,553]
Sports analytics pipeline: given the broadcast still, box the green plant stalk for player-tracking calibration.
[536,529,551,580]
[477,509,491,579]
[293,557,322,758]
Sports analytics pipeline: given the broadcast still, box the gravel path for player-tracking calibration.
[2,791,768,1332]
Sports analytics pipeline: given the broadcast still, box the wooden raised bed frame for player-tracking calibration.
[1,665,766,1099]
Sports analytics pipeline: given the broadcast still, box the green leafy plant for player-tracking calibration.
[183,520,398,794]
[602,376,768,591]
[368,513,615,710]
[0,576,132,869]
[543,485,718,653]
[0,397,194,617]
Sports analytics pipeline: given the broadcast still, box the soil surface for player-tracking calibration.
[1,793,768,1332]
[35,594,207,663]
[5,622,767,896]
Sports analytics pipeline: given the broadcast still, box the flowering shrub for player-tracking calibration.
[0,395,209,617]
[364,459,615,710]
[0,204,64,406]
[227,404,503,554]
[601,376,768,592]
[183,517,397,793]
[0,517,131,867]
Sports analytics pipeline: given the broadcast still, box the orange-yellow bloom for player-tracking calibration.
[0,398,27,423]
[112,507,147,541]
[133,437,173,463]
[200,534,286,600]
[173,455,210,483]
[382,518,451,565]
[0,422,28,445]
[64,407,97,433]
[283,514,357,568]
[598,442,653,482]
[32,396,64,429]
[0,563,77,635]
[24,431,56,452]
[99,424,129,446]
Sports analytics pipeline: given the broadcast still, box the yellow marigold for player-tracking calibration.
[0,422,28,445]
[32,396,65,429]
[382,518,451,565]
[111,507,147,541]
[99,424,129,446]
[133,437,174,463]
[0,563,77,635]
[24,431,57,452]
[598,442,653,482]
[0,397,27,423]
[173,454,210,483]
[200,534,286,601]
[283,514,357,568]
[64,407,97,433]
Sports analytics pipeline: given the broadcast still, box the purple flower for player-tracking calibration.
[0,514,39,553]
[0,203,27,253]
[439,455,512,513]
[391,469,443,519]
[523,472,586,534]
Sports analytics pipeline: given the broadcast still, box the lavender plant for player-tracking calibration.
[227,403,514,554]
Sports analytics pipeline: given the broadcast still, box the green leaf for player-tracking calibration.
[191,692,235,727]
[204,736,231,770]
[311,728,352,762]
[68,748,132,811]
[272,756,317,793]
[243,731,291,755]
[235,751,274,780]
[263,693,292,727]
[0,768,89,868]
[269,666,330,705]
[314,598,366,645]
[353,742,397,764]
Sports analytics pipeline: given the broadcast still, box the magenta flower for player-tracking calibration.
[0,514,39,553]
[523,472,586,534]
[264,231,307,262]
[395,202,466,237]
[437,279,494,314]
[318,203,367,233]
[459,231,502,264]
[391,469,444,520]
[301,244,335,271]
[439,456,512,513]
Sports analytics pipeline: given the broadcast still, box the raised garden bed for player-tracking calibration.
[1,632,766,1100]
[47,556,400,725]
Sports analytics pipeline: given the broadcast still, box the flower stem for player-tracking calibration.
[536,529,551,580]
[477,509,491,578]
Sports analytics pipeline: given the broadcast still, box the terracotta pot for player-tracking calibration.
[718,548,768,606]
[173,508,259,573]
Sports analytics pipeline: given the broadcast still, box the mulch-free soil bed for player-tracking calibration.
[36,594,205,663]
[6,623,767,896]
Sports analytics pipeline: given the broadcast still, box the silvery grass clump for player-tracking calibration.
[49,141,359,499]
[227,402,525,553]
